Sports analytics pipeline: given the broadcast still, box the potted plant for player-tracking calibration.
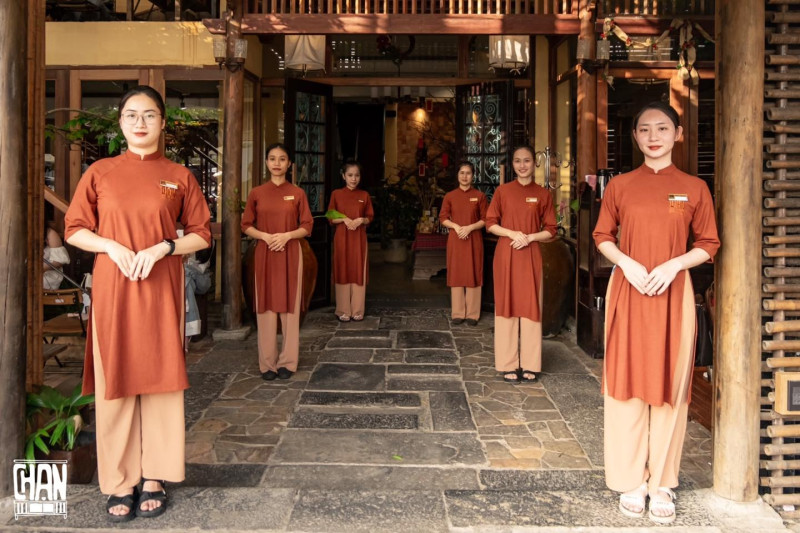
[375,182,420,263]
[26,384,97,484]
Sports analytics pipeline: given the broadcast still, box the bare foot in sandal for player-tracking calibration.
[618,482,647,518]
[648,487,676,524]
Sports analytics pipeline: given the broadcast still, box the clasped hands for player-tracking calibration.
[105,240,171,281]
[508,230,534,250]
[618,256,681,296]
[450,224,472,240]
[343,217,364,231]
[262,232,292,252]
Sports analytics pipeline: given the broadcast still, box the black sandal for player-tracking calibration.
[502,370,520,383]
[521,370,538,383]
[137,479,167,518]
[106,487,137,523]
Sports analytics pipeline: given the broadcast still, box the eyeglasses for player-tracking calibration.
[120,111,161,125]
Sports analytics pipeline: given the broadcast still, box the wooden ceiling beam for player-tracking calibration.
[204,14,580,35]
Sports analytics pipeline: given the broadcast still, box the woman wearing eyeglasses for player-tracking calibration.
[65,85,211,523]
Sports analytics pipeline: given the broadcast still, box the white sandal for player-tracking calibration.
[618,482,647,519]
[648,487,676,525]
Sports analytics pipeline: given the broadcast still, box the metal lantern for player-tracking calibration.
[284,35,326,74]
[488,35,530,72]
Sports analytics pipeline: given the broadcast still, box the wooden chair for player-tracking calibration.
[42,288,87,367]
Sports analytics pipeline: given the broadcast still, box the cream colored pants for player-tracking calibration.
[451,286,481,321]
[256,253,303,373]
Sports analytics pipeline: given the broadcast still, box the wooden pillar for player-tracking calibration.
[53,69,70,199]
[27,0,45,389]
[576,0,597,184]
[221,0,245,330]
[713,0,764,502]
[68,70,81,197]
[0,0,29,498]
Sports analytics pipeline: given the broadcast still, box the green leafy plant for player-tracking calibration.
[375,183,420,244]
[25,384,95,461]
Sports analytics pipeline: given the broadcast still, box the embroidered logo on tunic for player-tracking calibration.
[525,197,538,203]
[668,194,688,212]
[283,195,295,201]
[470,197,479,202]
[160,180,178,200]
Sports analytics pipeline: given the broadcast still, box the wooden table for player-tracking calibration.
[411,231,448,280]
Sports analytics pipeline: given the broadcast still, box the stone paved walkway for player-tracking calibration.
[2,305,788,532]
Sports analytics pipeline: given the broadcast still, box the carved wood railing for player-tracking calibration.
[245,0,579,15]
[598,0,714,16]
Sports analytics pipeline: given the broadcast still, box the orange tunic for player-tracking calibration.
[64,150,211,400]
[485,180,557,321]
[439,187,487,288]
[328,187,374,285]
[593,164,720,406]
[241,181,313,314]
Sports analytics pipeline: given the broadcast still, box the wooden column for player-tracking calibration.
[713,0,764,502]
[26,0,45,388]
[221,0,245,330]
[0,0,29,498]
[576,0,597,184]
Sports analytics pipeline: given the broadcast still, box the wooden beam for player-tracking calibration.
[27,0,45,391]
[261,77,533,87]
[593,15,715,35]
[68,70,82,198]
[221,0,245,330]
[713,0,764,503]
[576,0,597,185]
[204,14,582,34]
[0,0,29,499]
[53,70,70,200]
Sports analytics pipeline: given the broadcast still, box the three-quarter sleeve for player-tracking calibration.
[297,190,314,234]
[691,183,721,261]
[593,181,620,247]
[540,191,558,237]
[485,188,503,230]
[479,194,488,222]
[64,166,99,241]
[439,195,452,223]
[180,172,212,246]
[241,189,258,232]
[364,194,374,222]
[326,190,338,226]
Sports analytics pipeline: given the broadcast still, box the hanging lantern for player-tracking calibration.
[488,36,530,73]
[284,35,326,74]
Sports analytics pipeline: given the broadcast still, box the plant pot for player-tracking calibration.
[383,239,408,264]
[38,441,97,484]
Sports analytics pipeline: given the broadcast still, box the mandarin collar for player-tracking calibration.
[123,149,162,162]
[458,186,473,193]
[642,163,676,175]
[267,179,291,188]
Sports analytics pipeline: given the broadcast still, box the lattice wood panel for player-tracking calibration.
[762,0,800,517]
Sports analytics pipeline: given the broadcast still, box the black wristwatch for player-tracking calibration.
[163,239,176,256]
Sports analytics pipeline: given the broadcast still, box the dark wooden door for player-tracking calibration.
[285,78,333,308]
[455,81,522,311]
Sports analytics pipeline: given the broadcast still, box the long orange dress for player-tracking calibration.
[593,164,720,407]
[328,187,374,285]
[241,180,313,313]
[439,187,488,288]
[65,150,211,400]
[485,180,557,321]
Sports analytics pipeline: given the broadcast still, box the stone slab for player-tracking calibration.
[542,339,593,374]
[396,330,454,349]
[211,325,252,341]
[403,349,458,364]
[334,329,391,337]
[430,391,476,431]
[445,489,717,528]
[185,372,229,430]
[318,349,374,363]
[543,373,604,467]
[326,337,393,348]
[188,346,258,374]
[307,363,386,391]
[288,490,447,532]
[300,391,421,408]
[387,364,460,375]
[288,412,419,430]
[479,469,606,491]
[261,465,480,490]
[184,463,267,487]
[387,378,464,392]
[403,316,451,330]
[272,429,485,465]
[337,316,381,329]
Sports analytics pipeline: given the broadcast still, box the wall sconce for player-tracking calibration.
[285,35,326,76]
[596,39,611,61]
[488,36,530,74]
[213,35,248,71]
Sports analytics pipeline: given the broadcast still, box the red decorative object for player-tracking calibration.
[419,163,426,176]
[441,153,449,167]
[417,138,424,149]
[425,98,433,112]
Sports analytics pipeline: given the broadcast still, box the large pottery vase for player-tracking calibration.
[540,238,575,336]
[243,238,318,327]
[40,442,97,484]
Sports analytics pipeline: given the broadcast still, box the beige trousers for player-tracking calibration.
[92,316,185,495]
[334,251,368,318]
[494,316,543,372]
[603,277,696,494]
[451,286,481,320]
[256,253,303,373]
